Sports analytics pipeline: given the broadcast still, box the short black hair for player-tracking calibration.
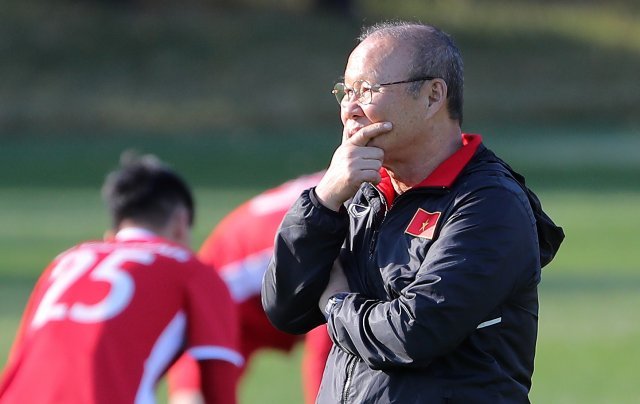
[102,150,195,229]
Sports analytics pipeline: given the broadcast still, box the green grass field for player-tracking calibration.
[2,0,640,402]
[1,187,639,403]
[0,132,640,403]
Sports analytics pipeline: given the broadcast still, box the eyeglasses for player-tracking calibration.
[332,76,436,105]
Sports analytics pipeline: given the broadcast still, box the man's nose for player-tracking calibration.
[341,96,364,119]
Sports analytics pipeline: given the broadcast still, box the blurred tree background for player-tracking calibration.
[2,0,638,188]
[1,0,639,403]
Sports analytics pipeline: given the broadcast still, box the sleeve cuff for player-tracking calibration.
[323,292,349,320]
[309,187,348,217]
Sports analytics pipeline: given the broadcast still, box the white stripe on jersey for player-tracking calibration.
[135,312,186,404]
[248,173,323,216]
[189,346,245,367]
[219,248,273,303]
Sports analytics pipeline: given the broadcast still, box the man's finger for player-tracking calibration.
[348,122,393,147]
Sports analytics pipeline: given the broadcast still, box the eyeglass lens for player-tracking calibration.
[332,81,373,105]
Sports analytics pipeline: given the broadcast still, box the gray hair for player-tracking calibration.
[359,21,464,124]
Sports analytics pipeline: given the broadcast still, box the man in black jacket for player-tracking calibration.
[262,21,564,403]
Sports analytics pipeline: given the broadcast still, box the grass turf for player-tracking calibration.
[1,186,639,403]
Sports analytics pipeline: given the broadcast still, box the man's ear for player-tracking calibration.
[170,205,192,247]
[426,79,447,113]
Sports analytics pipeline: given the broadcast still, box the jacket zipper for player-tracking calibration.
[368,229,378,260]
[341,354,357,404]
[368,190,389,261]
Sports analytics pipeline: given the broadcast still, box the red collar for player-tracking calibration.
[376,133,482,205]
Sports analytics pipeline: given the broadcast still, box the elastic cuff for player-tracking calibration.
[309,187,348,216]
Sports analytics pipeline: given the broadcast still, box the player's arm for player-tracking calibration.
[199,359,240,404]
[4,261,59,364]
[167,353,202,404]
[183,261,243,403]
[169,390,203,404]
[168,359,239,404]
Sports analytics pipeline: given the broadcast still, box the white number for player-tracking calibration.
[31,248,154,329]
[31,250,96,328]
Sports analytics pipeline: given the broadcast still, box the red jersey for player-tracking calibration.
[203,172,326,303]
[201,172,326,358]
[0,228,242,404]
[168,172,332,403]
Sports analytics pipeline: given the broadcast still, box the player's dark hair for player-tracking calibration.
[359,21,464,124]
[102,150,195,229]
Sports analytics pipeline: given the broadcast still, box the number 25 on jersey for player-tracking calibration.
[31,248,155,329]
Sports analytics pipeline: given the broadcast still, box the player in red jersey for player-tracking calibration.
[168,172,333,404]
[0,152,242,404]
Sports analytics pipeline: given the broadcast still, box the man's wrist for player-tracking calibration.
[312,186,344,213]
[323,292,349,320]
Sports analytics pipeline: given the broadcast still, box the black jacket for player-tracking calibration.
[262,135,564,403]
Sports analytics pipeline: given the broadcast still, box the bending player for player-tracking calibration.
[0,152,243,404]
[168,171,332,404]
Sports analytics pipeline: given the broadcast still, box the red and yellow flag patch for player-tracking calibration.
[405,209,441,239]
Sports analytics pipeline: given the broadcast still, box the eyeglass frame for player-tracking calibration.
[332,76,437,105]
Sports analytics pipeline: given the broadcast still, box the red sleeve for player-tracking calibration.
[167,353,240,404]
[184,261,242,365]
[0,257,66,396]
[3,260,57,365]
[198,207,246,270]
[301,325,333,404]
[0,278,44,395]
[200,359,240,404]
[167,261,241,397]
